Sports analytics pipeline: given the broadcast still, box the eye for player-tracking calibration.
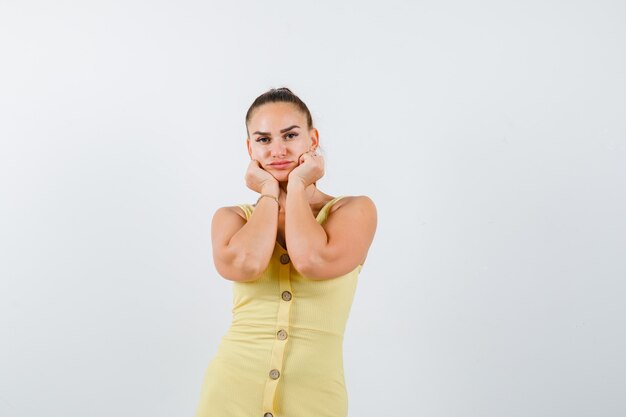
[256,137,269,143]
[285,133,298,139]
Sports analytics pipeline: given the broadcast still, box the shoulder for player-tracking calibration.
[329,195,377,216]
[213,205,248,222]
[325,196,377,229]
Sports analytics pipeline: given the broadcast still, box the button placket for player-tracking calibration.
[262,250,293,414]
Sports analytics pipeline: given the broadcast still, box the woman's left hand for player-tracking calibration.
[288,149,325,187]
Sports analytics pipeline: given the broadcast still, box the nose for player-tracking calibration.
[270,141,287,158]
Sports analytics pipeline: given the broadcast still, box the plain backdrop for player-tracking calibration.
[1,1,625,416]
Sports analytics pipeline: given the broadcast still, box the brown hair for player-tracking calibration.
[245,87,314,138]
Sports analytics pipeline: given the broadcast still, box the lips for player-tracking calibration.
[269,161,292,168]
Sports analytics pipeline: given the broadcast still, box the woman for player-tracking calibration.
[194,87,377,417]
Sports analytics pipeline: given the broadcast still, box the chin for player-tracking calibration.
[269,167,293,174]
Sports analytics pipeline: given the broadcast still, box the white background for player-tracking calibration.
[1,1,625,416]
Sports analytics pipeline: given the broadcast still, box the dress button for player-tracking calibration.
[269,369,280,379]
[281,290,292,301]
[277,329,288,340]
[264,413,273,417]
[280,253,290,264]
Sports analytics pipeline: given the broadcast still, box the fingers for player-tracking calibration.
[299,150,320,163]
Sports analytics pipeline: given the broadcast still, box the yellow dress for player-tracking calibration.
[194,195,362,417]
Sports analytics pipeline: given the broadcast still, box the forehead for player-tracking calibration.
[248,102,306,130]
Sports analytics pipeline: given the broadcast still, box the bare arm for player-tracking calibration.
[211,183,280,282]
[285,179,377,280]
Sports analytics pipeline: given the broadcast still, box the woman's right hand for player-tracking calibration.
[245,159,279,195]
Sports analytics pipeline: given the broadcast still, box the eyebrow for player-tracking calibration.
[252,125,300,136]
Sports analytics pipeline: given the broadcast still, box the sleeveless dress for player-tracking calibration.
[194,195,362,417]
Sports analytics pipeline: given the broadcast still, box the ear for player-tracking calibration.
[309,128,320,150]
[246,138,252,159]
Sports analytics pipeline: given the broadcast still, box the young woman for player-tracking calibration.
[194,87,377,417]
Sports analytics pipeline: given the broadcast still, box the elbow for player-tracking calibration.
[294,253,359,281]
[235,250,268,278]
[292,253,322,280]
[214,250,268,283]
[232,255,267,282]
[218,261,265,282]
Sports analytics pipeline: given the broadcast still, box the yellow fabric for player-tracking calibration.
[195,195,362,417]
